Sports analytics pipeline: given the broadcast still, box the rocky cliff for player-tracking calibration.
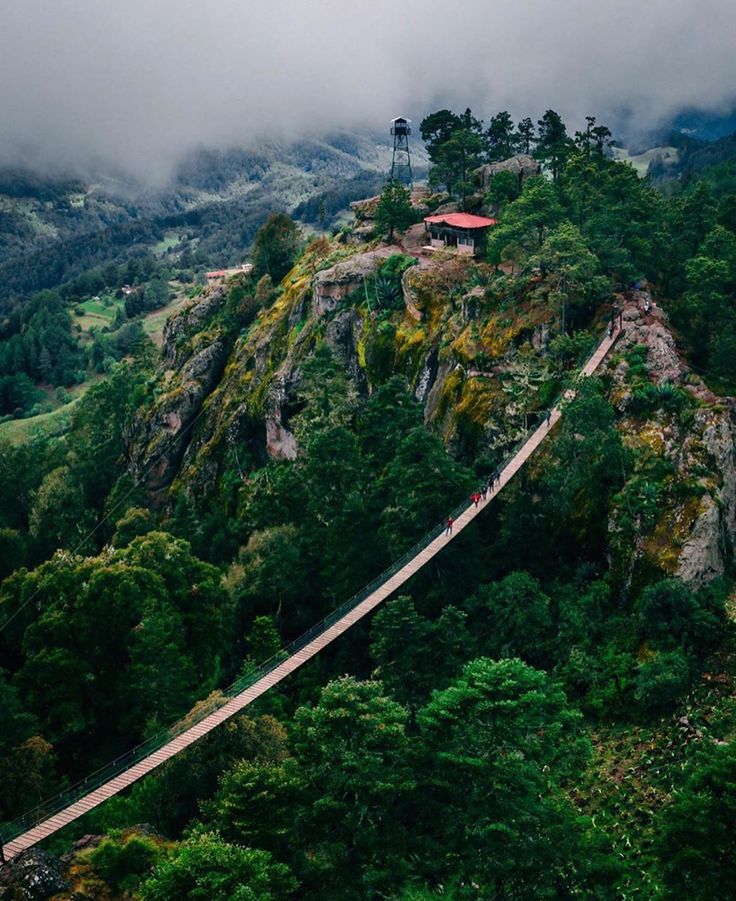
[607,289,736,587]
[123,243,736,588]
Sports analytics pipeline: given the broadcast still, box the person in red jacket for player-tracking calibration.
[471,492,481,507]
[445,516,454,536]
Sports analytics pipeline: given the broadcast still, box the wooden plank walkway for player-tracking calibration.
[2,326,621,862]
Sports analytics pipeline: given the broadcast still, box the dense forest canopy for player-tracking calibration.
[2,107,736,898]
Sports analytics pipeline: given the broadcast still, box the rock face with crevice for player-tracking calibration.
[676,410,736,586]
[125,287,229,502]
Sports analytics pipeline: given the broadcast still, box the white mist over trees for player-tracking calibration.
[1,0,736,182]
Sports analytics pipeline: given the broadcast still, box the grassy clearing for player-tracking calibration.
[0,379,100,446]
[0,396,80,445]
[154,231,183,256]
[72,294,125,334]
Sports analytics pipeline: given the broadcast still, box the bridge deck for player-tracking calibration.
[2,326,621,861]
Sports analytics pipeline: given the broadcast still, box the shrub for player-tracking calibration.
[90,832,162,893]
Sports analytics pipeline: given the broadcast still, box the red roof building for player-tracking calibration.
[424,212,498,256]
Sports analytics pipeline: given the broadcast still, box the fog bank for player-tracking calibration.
[1,0,735,182]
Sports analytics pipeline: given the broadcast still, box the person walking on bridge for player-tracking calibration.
[481,482,488,501]
[445,515,454,536]
[545,409,552,428]
[471,491,481,508]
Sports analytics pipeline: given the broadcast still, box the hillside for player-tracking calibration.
[2,113,736,898]
[0,132,429,310]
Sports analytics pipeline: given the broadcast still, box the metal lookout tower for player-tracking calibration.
[390,116,413,187]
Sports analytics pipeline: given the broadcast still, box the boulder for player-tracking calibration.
[0,849,69,900]
[162,286,227,369]
[126,332,228,499]
[264,375,299,461]
[350,195,380,220]
[429,200,460,216]
[312,249,393,315]
[474,154,540,191]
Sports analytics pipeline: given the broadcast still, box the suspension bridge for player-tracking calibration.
[1,324,622,862]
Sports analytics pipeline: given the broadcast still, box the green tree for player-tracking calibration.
[416,658,613,896]
[245,615,281,665]
[374,179,414,240]
[486,110,516,161]
[90,831,163,895]
[252,213,301,283]
[656,743,736,899]
[292,677,415,897]
[377,426,474,557]
[469,571,552,664]
[541,379,627,554]
[484,170,521,207]
[429,128,486,205]
[531,221,609,324]
[574,116,612,157]
[370,595,470,706]
[500,345,548,434]
[419,109,462,159]
[535,109,572,181]
[141,830,296,901]
[634,649,692,714]
[487,176,565,265]
[28,465,96,556]
[292,343,358,442]
[516,116,536,154]
[359,375,423,469]
[204,759,302,859]
[637,578,723,656]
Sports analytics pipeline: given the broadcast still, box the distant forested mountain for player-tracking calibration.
[0,132,427,312]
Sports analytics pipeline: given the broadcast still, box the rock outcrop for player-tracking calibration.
[677,410,736,586]
[312,248,393,315]
[125,287,229,502]
[610,291,736,587]
[0,849,69,900]
[474,154,540,192]
[617,291,685,385]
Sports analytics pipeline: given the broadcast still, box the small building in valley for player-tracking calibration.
[206,263,254,283]
[423,212,497,256]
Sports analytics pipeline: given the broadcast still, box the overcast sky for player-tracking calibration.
[1,0,735,183]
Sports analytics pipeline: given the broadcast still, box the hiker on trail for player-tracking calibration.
[608,321,614,338]
[644,298,651,314]
[445,516,454,536]
[481,483,488,500]
[472,491,481,508]
[545,409,552,428]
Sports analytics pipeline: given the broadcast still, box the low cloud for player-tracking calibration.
[1,0,735,183]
